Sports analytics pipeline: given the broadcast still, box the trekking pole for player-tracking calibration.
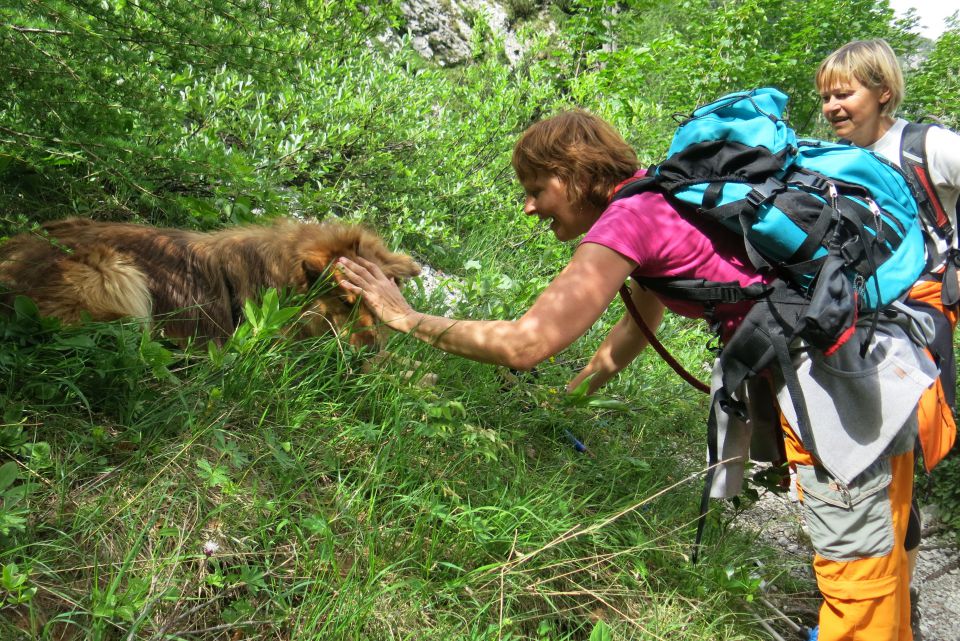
[751,612,788,641]
[758,597,818,639]
[751,560,818,640]
[750,596,818,640]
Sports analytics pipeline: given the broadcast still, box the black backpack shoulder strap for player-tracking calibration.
[900,122,954,244]
[634,277,773,306]
[900,121,960,306]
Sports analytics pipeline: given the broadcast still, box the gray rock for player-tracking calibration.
[389,0,536,66]
[920,502,941,526]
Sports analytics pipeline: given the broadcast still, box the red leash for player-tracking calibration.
[618,284,710,394]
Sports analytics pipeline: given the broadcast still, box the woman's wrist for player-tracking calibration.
[392,309,425,335]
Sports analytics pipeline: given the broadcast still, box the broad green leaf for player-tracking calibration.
[0,462,18,493]
[586,397,632,412]
[589,620,613,641]
[13,296,39,320]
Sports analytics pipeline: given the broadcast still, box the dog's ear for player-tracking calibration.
[379,253,421,281]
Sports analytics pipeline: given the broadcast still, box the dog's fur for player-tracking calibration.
[0,217,420,346]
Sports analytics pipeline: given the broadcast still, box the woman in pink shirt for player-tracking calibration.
[338,108,923,640]
[338,109,763,394]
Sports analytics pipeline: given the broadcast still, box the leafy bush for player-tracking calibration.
[0,0,404,227]
[905,20,960,128]
[504,0,541,24]
[922,453,960,541]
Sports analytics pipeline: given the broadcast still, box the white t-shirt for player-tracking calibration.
[869,118,960,264]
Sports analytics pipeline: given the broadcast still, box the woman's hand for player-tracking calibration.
[338,243,637,370]
[337,256,418,332]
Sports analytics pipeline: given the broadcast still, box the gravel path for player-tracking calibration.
[739,486,960,641]
[913,505,960,641]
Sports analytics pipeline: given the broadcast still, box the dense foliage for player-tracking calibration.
[1,1,959,639]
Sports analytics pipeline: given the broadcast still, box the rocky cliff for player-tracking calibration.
[390,0,531,66]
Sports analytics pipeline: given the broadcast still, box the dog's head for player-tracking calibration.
[296,222,420,347]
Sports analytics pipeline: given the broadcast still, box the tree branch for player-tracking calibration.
[6,25,72,36]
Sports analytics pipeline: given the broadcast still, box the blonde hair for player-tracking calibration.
[815,39,904,116]
[512,110,638,211]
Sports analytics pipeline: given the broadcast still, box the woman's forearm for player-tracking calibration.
[394,312,545,370]
[567,314,647,394]
[567,286,664,395]
[338,243,639,371]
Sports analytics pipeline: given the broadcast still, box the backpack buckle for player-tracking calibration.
[746,189,767,207]
[788,170,832,197]
[746,177,786,207]
[807,175,831,194]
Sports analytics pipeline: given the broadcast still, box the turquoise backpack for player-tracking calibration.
[616,87,925,315]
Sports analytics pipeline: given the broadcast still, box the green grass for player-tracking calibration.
[0,289,807,641]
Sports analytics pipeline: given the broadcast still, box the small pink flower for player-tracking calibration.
[203,540,220,557]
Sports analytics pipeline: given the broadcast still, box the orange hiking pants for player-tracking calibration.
[909,277,958,471]
[782,420,913,641]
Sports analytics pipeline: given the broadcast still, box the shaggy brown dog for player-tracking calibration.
[0,217,420,347]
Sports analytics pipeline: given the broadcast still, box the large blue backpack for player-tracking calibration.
[615,87,925,316]
[610,88,928,562]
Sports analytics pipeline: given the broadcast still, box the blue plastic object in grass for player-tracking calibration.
[563,429,588,453]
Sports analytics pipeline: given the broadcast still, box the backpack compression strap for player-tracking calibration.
[902,122,954,244]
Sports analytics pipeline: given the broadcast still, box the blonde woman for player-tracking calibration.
[818,38,960,639]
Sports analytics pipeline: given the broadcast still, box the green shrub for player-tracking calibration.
[922,453,960,541]
[504,0,541,24]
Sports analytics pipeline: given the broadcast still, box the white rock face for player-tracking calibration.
[393,0,528,66]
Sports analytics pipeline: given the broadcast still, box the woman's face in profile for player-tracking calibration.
[520,174,597,241]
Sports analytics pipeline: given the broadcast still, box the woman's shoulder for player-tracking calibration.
[925,122,960,148]
[585,189,687,259]
[605,188,678,219]
[923,123,960,176]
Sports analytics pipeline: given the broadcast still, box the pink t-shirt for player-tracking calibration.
[581,177,767,338]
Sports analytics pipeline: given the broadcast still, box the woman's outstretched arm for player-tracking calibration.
[337,243,637,371]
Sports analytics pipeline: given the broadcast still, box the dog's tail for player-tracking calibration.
[0,240,152,325]
[55,245,153,323]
